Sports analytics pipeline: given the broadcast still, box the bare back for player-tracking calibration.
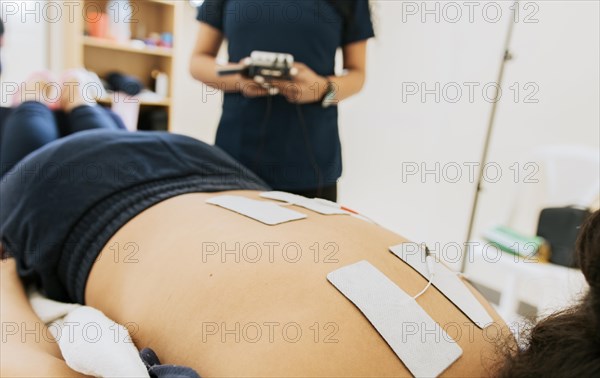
[86,191,506,377]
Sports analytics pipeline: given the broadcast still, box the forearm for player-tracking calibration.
[271,64,366,104]
[326,40,369,103]
[190,53,247,93]
[0,259,82,377]
[326,68,366,103]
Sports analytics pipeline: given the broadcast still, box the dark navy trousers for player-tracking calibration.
[1,127,268,303]
[0,102,123,177]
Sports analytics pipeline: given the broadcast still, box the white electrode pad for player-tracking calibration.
[260,191,350,215]
[327,260,463,377]
[389,243,493,328]
[206,195,306,225]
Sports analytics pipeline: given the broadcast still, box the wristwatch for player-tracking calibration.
[321,80,337,108]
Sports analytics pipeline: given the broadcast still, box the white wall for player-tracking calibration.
[475,1,600,238]
[2,1,598,272]
[340,0,600,269]
[339,0,509,263]
[171,3,222,143]
[0,0,49,106]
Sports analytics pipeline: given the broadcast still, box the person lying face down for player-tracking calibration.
[0,127,507,377]
[0,101,598,376]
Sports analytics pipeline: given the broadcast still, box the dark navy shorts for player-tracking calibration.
[0,130,269,304]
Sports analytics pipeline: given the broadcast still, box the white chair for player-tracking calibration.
[507,145,600,235]
[465,145,598,323]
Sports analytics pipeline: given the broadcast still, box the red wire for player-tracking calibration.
[340,206,359,215]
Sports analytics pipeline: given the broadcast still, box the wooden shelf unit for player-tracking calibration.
[82,36,173,57]
[97,95,171,107]
[65,0,181,131]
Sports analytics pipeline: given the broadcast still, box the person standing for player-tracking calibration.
[190,0,374,201]
[0,16,4,76]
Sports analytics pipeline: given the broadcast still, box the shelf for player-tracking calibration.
[98,96,171,107]
[83,36,173,57]
[147,0,175,6]
[70,1,178,131]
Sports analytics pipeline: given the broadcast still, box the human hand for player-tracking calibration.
[237,74,280,98]
[231,57,275,98]
[267,62,329,104]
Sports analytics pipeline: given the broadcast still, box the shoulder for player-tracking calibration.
[341,0,374,46]
[196,0,227,30]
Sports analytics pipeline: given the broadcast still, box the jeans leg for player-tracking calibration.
[105,108,127,130]
[67,105,121,133]
[0,101,59,177]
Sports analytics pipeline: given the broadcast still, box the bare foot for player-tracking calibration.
[60,69,104,112]
[13,72,59,108]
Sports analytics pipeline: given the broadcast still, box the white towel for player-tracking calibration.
[29,291,149,378]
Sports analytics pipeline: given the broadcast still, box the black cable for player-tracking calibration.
[253,98,323,197]
[295,104,324,197]
[253,94,272,172]
[251,50,323,196]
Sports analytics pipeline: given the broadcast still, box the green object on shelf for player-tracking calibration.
[482,225,549,260]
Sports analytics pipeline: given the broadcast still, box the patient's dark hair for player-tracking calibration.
[496,210,600,377]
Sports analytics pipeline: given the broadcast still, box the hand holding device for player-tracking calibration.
[217,51,296,81]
